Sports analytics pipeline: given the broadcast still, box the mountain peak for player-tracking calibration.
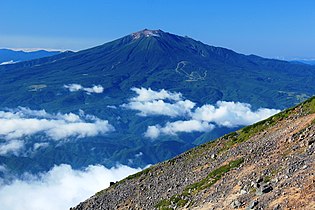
[131,29,163,39]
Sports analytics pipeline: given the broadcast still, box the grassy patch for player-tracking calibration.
[156,195,188,210]
[219,97,315,152]
[156,158,244,209]
[185,140,218,160]
[219,108,294,152]
[156,199,172,210]
[300,96,315,114]
[249,187,256,194]
[263,175,271,183]
[124,167,152,181]
[184,158,244,194]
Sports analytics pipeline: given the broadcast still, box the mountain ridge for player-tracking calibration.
[0,48,62,64]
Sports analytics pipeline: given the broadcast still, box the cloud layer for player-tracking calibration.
[0,164,141,210]
[192,101,280,128]
[125,87,280,139]
[0,108,114,155]
[0,140,24,156]
[122,87,194,117]
[0,108,114,140]
[64,84,104,94]
[123,99,195,117]
[130,87,182,102]
[145,120,214,139]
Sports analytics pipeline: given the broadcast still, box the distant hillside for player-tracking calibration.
[0,49,61,64]
[291,59,315,65]
[72,96,315,210]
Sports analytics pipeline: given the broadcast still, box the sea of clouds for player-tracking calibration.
[0,87,281,210]
[0,164,141,210]
[0,107,114,156]
[0,106,138,210]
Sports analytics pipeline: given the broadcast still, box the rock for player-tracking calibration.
[256,183,273,195]
[273,204,281,210]
[256,177,263,183]
[271,177,279,184]
[240,189,247,195]
[292,145,299,151]
[246,200,258,210]
[231,199,242,208]
[308,139,315,146]
[211,154,217,159]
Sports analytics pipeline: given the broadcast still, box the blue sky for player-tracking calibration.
[1,0,315,59]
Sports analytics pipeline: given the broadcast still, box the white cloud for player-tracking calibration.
[127,88,280,138]
[64,84,104,94]
[0,140,24,156]
[0,165,7,173]
[0,164,141,210]
[123,87,195,117]
[145,120,215,139]
[106,105,117,109]
[64,84,83,92]
[0,107,114,141]
[83,85,104,94]
[130,87,183,102]
[0,60,17,65]
[192,101,280,127]
[33,142,49,151]
[124,99,195,117]
[145,126,161,139]
[135,152,143,158]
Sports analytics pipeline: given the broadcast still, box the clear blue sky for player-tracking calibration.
[1,0,315,59]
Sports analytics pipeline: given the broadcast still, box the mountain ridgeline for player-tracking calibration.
[0,29,315,176]
[72,97,315,209]
[0,48,61,64]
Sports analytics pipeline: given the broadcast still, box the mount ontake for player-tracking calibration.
[1,29,315,177]
[72,97,315,210]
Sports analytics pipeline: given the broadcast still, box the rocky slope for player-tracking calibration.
[72,97,315,210]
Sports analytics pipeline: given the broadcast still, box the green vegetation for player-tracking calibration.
[249,187,256,193]
[156,195,189,210]
[124,167,152,181]
[184,158,244,194]
[300,96,315,114]
[219,106,296,152]
[156,158,244,209]
[185,140,218,160]
[263,175,271,183]
[156,199,172,210]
